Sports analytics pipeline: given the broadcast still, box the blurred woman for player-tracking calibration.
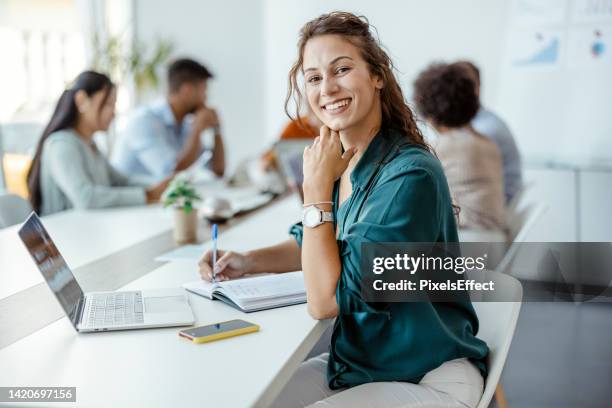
[198,12,488,408]
[27,71,169,215]
[414,62,506,232]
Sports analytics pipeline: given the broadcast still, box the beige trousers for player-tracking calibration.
[272,353,484,408]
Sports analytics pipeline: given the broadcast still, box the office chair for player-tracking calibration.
[0,193,32,228]
[471,270,523,408]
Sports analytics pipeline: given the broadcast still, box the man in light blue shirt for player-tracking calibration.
[112,58,225,181]
[455,61,523,204]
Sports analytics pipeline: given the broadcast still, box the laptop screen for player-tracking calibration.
[18,213,84,329]
[287,153,305,202]
[274,139,311,203]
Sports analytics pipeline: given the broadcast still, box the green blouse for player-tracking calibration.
[289,128,489,389]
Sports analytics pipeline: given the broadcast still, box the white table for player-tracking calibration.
[0,181,284,300]
[0,195,331,407]
[0,205,173,299]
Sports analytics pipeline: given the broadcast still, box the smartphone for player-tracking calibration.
[179,319,259,343]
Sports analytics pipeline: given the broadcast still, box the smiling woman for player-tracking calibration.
[197,11,489,408]
[301,42,382,133]
[285,13,427,150]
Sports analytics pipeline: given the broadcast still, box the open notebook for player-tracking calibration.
[182,271,306,313]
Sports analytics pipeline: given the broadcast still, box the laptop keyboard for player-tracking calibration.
[87,291,144,327]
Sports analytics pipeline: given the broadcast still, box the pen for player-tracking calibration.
[211,224,218,283]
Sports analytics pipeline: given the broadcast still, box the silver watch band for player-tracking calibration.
[321,212,333,223]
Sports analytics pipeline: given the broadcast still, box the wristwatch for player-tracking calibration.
[302,205,334,228]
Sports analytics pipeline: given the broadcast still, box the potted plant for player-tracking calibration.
[162,177,202,244]
[91,32,174,102]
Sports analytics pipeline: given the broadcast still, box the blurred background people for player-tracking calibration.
[413,62,506,233]
[111,58,225,181]
[454,60,523,204]
[27,71,169,216]
[240,106,321,195]
[259,114,320,172]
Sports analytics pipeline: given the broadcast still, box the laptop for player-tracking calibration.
[18,212,195,333]
[274,139,311,203]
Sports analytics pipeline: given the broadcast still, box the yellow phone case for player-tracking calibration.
[182,322,260,344]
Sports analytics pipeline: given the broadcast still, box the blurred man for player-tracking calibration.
[455,60,523,204]
[112,58,225,181]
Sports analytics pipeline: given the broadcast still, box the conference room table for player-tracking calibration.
[0,184,332,407]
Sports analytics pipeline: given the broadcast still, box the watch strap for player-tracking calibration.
[321,211,333,223]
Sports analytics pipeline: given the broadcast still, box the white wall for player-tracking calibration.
[134,0,265,170]
[0,0,84,121]
[134,0,513,164]
[263,0,511,140]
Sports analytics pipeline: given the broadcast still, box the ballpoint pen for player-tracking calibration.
[211,224,218,283]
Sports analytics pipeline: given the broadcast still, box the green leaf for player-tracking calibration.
[162,176,201,211]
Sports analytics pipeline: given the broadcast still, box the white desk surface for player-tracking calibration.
[0,205,172,300]
[0,195,330,407]
[0,181,286,300]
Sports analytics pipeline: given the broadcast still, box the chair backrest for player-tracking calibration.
[1,122,42,155]
[507,198,544,243]
[457,184,536,245]
[471,270,523,408]
[0,122,41,198]
[3,153,32,199]
[496,202,547,274]
[0,193,33,228]
[505,182,531,218]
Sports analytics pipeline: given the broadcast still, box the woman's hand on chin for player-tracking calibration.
[302,126,356,194]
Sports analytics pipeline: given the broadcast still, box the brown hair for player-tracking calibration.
[413,62,479,128]
[454,60,480,87]
[167,58,213,93]
[285,11,429,150]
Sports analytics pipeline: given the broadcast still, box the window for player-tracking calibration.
[0,0,86,123]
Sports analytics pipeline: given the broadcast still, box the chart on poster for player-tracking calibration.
[498,0,612,164]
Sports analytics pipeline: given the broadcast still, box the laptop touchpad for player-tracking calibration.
[145,296,186,313]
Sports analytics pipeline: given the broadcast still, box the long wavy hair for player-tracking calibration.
[27,71,114,213]
[285,11,429,150]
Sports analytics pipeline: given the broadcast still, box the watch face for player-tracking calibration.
[303,207,321,227]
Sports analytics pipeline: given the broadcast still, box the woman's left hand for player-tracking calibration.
[303,126,357,191]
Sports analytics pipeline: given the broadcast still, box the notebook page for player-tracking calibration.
[182,279,219,299]
[218,271,305,301]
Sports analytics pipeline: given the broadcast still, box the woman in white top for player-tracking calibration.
[27,71,169,215]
